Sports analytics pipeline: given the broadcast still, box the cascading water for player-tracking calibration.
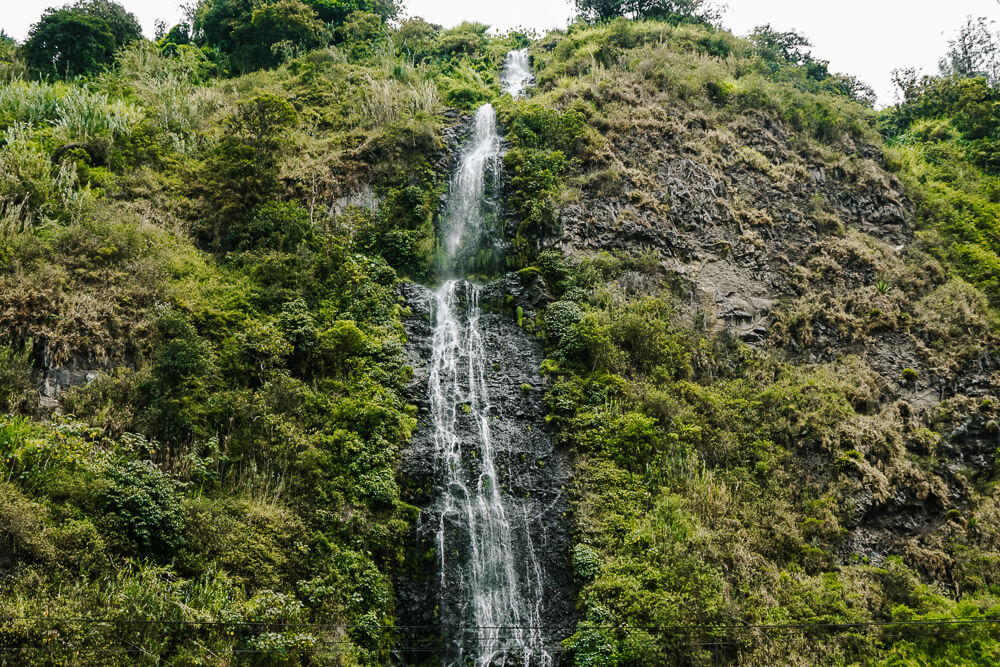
[427,281,549,665]
[396,49,571,666]
[441,103,502,269]
[501,49,534,98]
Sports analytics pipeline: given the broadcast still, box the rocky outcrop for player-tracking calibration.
[552,109,910,347]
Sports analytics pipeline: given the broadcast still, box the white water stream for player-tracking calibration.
[425,49,551,666]
[501,49,534,98]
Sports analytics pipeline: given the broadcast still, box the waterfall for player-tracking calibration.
[501,49,534,98]
[411,51,558,666]
[441,103,502,269]
[427,281,549,665]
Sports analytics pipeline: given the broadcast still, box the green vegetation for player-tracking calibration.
[23,1,143,78]
[572,0,720,26]
[880,79,1000,302]
[514,14,1000,666]
[0,1,997,664]
[0,8,527,663]
[534,250,1000,664]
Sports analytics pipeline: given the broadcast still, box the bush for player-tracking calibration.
[572,543,602,580]
[227,201,312,251]
[0,340,36,413]
[103,459,185,558]
[544,300,585,360]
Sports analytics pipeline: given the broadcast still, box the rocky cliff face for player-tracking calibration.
[541,98,999,578]
[394,280,574,662]
[554,106,910,345]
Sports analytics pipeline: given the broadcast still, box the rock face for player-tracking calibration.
[395,280,574,664]
[38,366,103,410]
[553,109,910,342]
[541,98,1000,586]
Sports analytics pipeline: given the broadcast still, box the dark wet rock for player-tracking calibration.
[395,280,575,664]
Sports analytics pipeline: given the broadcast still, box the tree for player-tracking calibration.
[238,0,326,70]
[829,73,877,108]
[939,16,1000,85]
[191,0,397,72]
[749,23,883,100]
[201,93,299,244]
[23,8,116,78]
[308,0,398,24]
[227,92,299,161]
[23,1,141,79]
[0,29,24,81]
[71,0,143,48]
[749,24,815,68]
[574,0,719,25]
[395,18,439,61]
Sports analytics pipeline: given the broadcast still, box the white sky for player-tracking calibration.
[4,0,1000,105]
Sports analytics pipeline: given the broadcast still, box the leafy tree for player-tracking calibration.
[205,0,327,71]
[193,0,254,58]
[159,22,192,47]
[227,201,313,251]
[939,15,1000,85]
[191,0,397,72]
[202,93,298,244]
[151,309,214,389]
[23,8,116,78]
[829,73,878,108]
[309,0,398,24]
[227,92,299,161]
[247,0,325,65]
[335,10,384,51]
[23,1,141,79]
[749,23,831,80]
[70,0,143,48]
[395,17,439,61]
[142,309,216,445]
[749,24,878,106]
[0,29,23,80]
[749,24,815,68]
[574,0,719,25]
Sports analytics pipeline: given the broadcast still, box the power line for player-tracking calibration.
[5,616,1000,632]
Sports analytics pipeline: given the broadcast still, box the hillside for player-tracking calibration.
[0,2,998,665]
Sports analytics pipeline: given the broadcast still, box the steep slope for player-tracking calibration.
[501,18,1000,665]
[0,9,998,667]
[0,27,522,663]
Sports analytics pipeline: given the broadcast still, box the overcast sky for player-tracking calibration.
[4,0,999,105]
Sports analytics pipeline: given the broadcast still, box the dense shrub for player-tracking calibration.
[103,459,185,558]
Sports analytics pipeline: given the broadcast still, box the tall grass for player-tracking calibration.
[0,81,62,125]
[360,74,441,125]
[110,42,224,151]
[55,88,143,140]
[0,81,142,140]
[0,122,85,223]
